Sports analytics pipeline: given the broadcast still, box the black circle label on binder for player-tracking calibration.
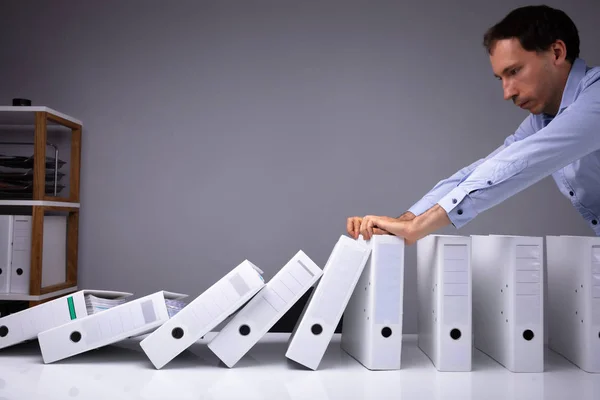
[450,328,461,340]
[239,325,251,336]
[311,324,323,335]
[16,269,23,276]
[171,327,184,339]
[523,330,534,341]
[0,326,8,337]
[381,327,392,338]
[70,331,81,343]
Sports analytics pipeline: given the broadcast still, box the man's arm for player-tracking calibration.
[437,74,600,230]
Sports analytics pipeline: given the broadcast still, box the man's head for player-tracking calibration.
[483,5,580,116]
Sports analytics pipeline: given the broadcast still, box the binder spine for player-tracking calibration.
[588,245,600,371]
[512,242,544,371]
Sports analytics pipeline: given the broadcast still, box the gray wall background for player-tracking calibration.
[1,0,599,333]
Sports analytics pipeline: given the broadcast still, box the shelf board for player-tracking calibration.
[0,200,80,208]
[0,286,78,301]
[0,106,82,127]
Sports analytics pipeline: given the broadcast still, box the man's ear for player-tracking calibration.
[551,40,568,64]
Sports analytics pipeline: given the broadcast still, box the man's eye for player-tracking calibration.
[509,68,519,76]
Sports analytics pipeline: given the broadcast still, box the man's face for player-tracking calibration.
[490,38,562,115]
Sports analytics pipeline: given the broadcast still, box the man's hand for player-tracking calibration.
[353,206,451,245]
[359,215,418,245]
[346,212,416,240]
[346,216,390,239]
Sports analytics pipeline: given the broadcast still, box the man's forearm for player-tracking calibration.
[409,205,451,241]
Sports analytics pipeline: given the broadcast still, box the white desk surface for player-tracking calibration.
[0,333,597,400]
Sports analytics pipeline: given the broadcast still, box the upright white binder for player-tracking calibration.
[471,234,544,372]
[285,235,371,370]
[38,290,187,363]
[140,260,265,369]
[341,234,405,370]
[546,235,600,373]
[417,234,472,371]
[207,251,323,367]
[0,215,67,294]
[0,289,132,350]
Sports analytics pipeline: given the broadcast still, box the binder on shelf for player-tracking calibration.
[140,260,265,369]
[0,215,68,294]
[0,289,132,350]
[285,235,371,370]
[417,234,472,372]
[471,235,544,372]
[38,290,187,363]
[208,250,323,368]
[341,234,405,370]
[546,235,600,373]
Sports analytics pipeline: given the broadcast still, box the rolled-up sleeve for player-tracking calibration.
[438,76,600,228]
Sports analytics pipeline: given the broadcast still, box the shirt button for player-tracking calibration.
[487,180,493,185]
[593,220,598,225]
[569,191,574,196]
[457,209,463,215]
[452,198,457,204]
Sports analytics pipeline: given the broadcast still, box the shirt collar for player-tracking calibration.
[557,57,587,112]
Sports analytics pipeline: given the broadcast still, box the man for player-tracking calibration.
[347,5,600,244]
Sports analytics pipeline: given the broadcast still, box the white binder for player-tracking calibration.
[0,215,67,294]
[285,234,371,370]
[6,215,31,294]
[208,251,323,367]
[416,234,472,371]
[0,289,132,350]
[0,215,13,293]
[140,260,265,369]
[38,290,187,363]
[341,234,405,370]
[471,234,544,372]
[546,235,600,373]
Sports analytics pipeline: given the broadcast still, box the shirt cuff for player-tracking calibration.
[437,187,479,229]
[408,198,436,217]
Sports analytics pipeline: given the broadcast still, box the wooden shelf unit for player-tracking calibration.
[0,107,82,306]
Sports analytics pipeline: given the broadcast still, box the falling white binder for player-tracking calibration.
[471,234,544,372]
[285,234,371,370]
[546,235,600,373]
[140,260,265,369]
[38,290,187,363]
[341,234,405,370]
[417,234,472,372]
[0,289,132,350]
[207,251,323,367]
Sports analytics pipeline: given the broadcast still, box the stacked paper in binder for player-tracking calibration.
[471,235,544,373]
[546,235,600,373]
[285,235,371,370]
[417,234,472,372]
[140,260,265,369]
[341,234,405,370]
[0,289,133,350]
[38,290,187,363]
[208,250,323,367]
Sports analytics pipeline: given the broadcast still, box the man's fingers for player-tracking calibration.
[346,218,354,237]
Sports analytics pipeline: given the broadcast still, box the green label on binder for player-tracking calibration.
[67,296,76,320]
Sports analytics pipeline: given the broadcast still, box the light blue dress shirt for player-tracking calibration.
[408,58,600,235]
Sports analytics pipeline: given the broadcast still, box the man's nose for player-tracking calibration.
[503,81,518,102]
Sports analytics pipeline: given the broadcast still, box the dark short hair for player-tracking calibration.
[483,5,580,63]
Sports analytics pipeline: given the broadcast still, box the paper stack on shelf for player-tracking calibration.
[0,153,67,199]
